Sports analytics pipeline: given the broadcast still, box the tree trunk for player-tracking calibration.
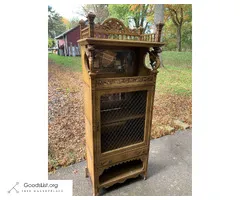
[154,4,164,67]
[177,26,182,52]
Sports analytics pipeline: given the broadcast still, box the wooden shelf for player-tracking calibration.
[99,160,143,187]
[78,38,165,48]
[101,109,145,126]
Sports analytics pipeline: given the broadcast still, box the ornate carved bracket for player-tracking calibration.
[85,45,97,76]
[86,45,96,59]
[148,47,162,71]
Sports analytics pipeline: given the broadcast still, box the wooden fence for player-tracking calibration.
[58,44,80,57]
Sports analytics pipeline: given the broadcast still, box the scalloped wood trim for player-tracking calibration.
[100,170,144,189]
[99,156,145,173]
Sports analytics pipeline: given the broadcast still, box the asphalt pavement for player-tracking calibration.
[48,129,192,196]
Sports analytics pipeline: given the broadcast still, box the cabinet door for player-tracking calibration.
[95,86,154,157]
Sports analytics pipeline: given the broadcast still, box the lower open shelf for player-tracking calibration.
[99,159,143,187]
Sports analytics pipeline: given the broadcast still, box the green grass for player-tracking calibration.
[155,51,192,96]
[48,53,82,72]
[162,51,192,68]
[156,65,192,95]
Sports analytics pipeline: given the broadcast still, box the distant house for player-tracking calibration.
[55,20,87,56]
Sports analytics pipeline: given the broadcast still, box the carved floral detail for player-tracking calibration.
[96,76,154,87]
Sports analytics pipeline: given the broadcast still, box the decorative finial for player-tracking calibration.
[87,12,96,38]
[87,12,96,22]
[79,19,85,26]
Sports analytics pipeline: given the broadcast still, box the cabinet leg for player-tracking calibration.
[85,167,89,178]
[93,186,99,196]
[142,172,147,180]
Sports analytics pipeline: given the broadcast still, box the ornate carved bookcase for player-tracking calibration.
[78,13,164,195]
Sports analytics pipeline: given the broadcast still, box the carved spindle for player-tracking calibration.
[87,12,96,38]
[79,19,85,39]
[138,27,144,41]
[156,22,164,42]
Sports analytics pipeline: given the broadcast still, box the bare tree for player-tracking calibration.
[77,4,109,23]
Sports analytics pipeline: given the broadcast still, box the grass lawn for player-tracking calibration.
[156,51,192,95]
[156,66,192,95]
[48,53,82,72]
[162,51,192,68]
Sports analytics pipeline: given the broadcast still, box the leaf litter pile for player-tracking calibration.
[48,60,192,172]
[48,60,85,172]
[151,93,192,138]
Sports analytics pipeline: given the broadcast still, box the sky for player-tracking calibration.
[48,0,86,20]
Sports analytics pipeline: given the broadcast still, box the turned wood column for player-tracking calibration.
[156,22,164,42]
[79,19,85,39]
[87,12,96,38]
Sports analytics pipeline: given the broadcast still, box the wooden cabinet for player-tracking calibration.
[78,12,164,195]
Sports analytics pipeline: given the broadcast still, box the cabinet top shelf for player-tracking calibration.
[78,13,165,46]
[78,38,165,48]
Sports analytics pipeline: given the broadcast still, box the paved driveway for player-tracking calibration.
[49,129,192,196]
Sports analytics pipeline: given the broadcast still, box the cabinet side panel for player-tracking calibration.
[84,83,94,180]
[85,116,93,157]
[83,84,92,123]
[86,144,94,181]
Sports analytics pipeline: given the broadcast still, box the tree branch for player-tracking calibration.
[180,7,184,25]
[169,8,180,25]
[169,10,179,27]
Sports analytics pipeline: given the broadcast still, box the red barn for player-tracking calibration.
[55,20,87,56]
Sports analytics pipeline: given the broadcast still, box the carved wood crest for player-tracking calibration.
[95,18,138,34]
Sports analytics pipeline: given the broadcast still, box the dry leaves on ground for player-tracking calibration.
[48,60,85,172]
[151,93,192,138]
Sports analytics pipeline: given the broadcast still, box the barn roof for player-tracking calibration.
[55,20,88,39]
[55,25,79,39]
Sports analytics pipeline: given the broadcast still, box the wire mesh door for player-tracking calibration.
[100,90,147,153]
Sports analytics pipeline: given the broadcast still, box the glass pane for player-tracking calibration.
[94,49,136,75]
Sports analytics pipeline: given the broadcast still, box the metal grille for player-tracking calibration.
[100,90,147,153]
